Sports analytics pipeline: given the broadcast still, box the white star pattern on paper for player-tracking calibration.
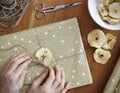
[60,55,63,58]
[8,42,11,45]
[71,36,73,38]
[14,48,17,51]
[72,75,75,79]
[69,26,72,29]
[112,79,115,82]
[1,46,4,49]
[52,35,56,38]
[45,32,48,35]
[36,73,40,76]
[14,36,17,39]
[50,26,53,29]
[71,48,75,52]
[58,26,62,29]
[60,67,63,70]
[61,40,65,43]
[71,59,74,62]
[34,32,37,35]
[21,38,24,41]
[28,77,31,81]
[75,41,79,44]
[80,49,83,53]
[53,58,55,61]
[28,41,32,43]
[76,82,80,85]
[82,73,85,76]
[78,60,82,64]
[73,70,76,73]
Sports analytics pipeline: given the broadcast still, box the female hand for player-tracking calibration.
[0,53,32,93]
[27,66,70,93]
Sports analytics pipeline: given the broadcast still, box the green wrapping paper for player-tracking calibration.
[0,18,93,93]
[103,55,120,93]
[115,81,120,93]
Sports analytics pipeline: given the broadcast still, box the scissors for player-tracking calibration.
[34,2,82,20]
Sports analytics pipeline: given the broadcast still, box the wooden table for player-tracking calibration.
[0,0,120,93]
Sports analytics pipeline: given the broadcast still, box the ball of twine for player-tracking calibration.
[0,0,32,31]
[0,0,15,5]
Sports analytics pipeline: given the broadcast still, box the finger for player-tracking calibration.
[61,82,70,93]
[2,53,31,75]
[10,55,17,59]
[61,69,65,86]
[43,67,55,87]
[32,69,48,87]
[13,59,32,79]
[57,69,65,91]
[8,55,31,73]
[4,53,27,70]
[10,53,27,62]
[52,66,61,88]
[2,55,19,72]
[17,66,27,88]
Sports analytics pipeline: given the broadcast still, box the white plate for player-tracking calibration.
[88,0,120,30]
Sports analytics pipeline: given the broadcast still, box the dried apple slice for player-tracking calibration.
[87,29,107,48]
[103,33,117,50]
[35,48,53,66]
[93,48,111,64]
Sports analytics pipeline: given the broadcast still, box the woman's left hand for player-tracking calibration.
[0,53,32,93]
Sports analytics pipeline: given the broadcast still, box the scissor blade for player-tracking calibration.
[45,2,82,12]
[70,2,83,7]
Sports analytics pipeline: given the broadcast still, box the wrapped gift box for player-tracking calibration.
[0,18,93,93]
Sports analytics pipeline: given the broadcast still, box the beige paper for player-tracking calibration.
[103,55,120,93]
[0,18,93,93]
[115,81,120,93]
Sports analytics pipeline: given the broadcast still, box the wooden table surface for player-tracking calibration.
[0,0,120,93]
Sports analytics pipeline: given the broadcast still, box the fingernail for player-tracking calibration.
[55,65,58,69]
[46,66,50,71]
[68,82,70,87]
[65,82,70,89]
[48,66,51,69]
[54,66,56,70]
[68,82,70,85]
[48,67,54,73]
[61,69,64,72]
[45,68,48,72]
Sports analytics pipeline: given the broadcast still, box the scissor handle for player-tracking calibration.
[35,11,46,20]
[34,3,44,12]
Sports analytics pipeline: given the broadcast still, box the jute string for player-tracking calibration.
[0,0,32,31]
[0,28,84,68]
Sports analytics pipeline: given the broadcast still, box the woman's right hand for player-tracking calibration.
[27,66,70,93]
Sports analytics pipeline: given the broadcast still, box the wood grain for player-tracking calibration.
[0,0,120,93]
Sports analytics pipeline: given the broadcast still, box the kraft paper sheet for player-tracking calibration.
[0,18,93,93]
